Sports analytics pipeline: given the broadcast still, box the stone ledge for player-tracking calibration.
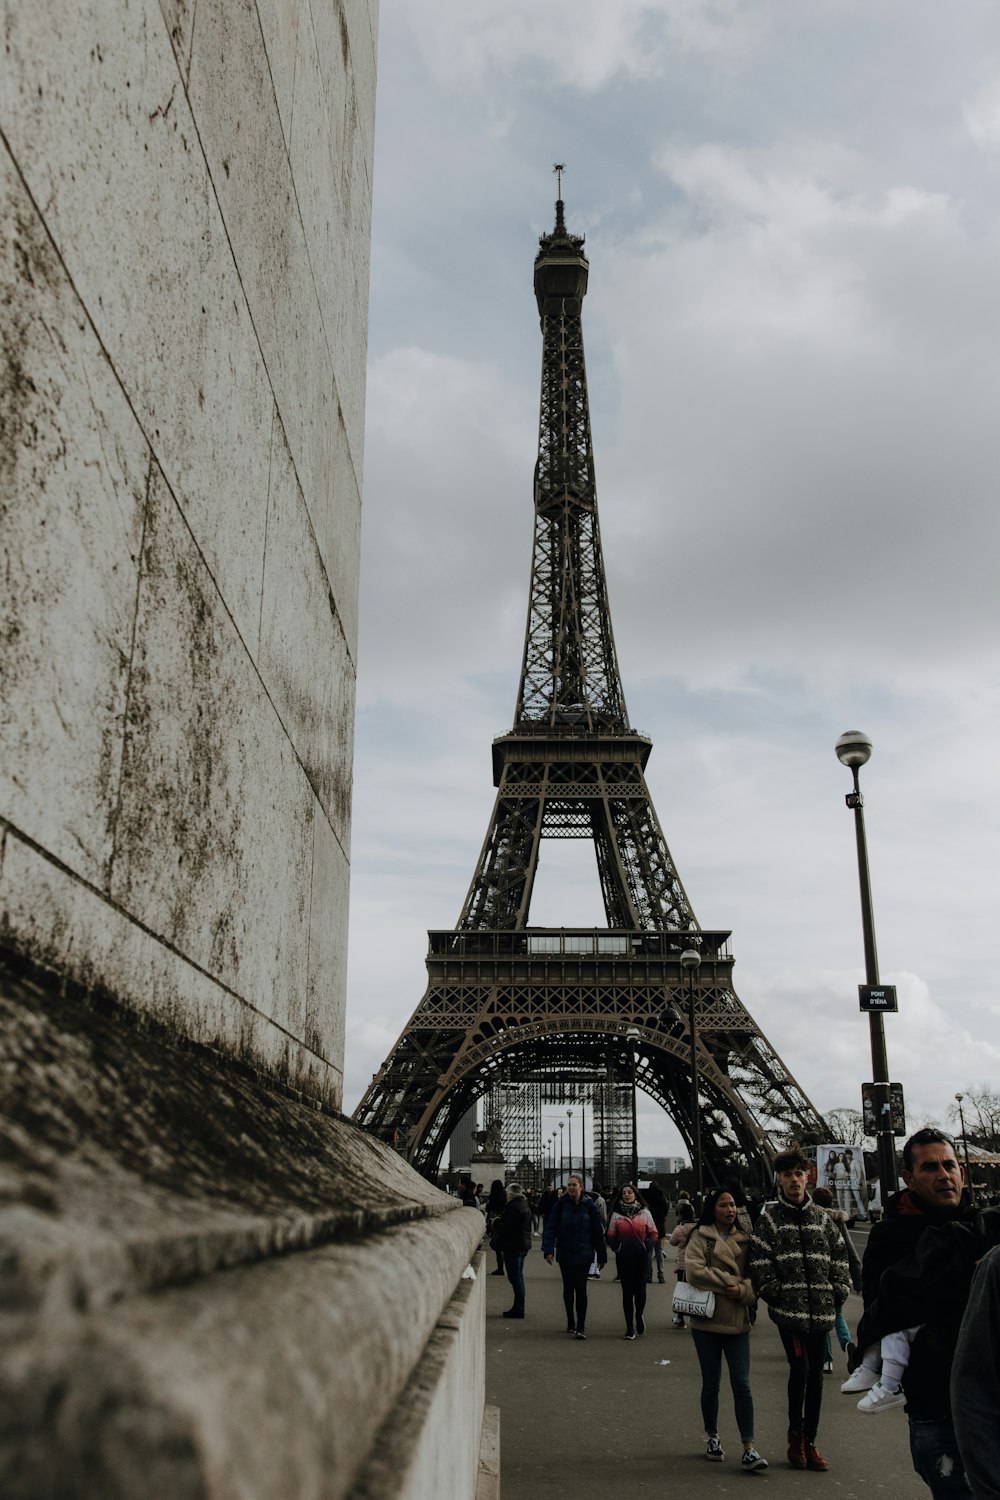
[476,1405,501,1500]
[346,1253,487,1500]
[0,954,488,1498]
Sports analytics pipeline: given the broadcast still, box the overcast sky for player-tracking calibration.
[343,0,1000,1162]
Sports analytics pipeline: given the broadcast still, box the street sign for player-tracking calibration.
[859,984,898,1013]
[862,1082,906,1137]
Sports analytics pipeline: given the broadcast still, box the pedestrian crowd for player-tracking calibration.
[458,1127,1000,1497]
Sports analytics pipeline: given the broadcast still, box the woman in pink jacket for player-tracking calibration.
[605,1185,658,1339]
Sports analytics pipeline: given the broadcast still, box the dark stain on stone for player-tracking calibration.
[0,947,448,1238]
[114,479,248,965]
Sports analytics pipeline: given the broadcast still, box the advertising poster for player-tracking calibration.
[817,1143,869,1220]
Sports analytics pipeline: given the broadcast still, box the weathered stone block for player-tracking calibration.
[0,146,148,889]
[110,467,319,1056]
[306,809,351,1106]
[254,0,303,155]
[158,0,196,86]
[285,0,374,484]
[0,833,339,1091]
[1,0,274,655]
[259,406,356,840]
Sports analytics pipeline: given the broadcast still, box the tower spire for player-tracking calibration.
[519,184,626,730]
[553,161,566,231]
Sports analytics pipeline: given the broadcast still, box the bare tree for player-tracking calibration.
[950,1087,1000,1152]
[823,1108,868,1145]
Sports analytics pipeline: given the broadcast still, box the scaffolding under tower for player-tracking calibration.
[481,1068,634,1190]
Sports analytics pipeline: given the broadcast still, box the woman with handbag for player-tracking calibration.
[668,1201,697,1328]
[683,1188,768,1472]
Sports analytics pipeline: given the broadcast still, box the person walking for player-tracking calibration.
[542,1173,607,1339]
[669,1201,697,1329]
[749,1148,850,1472]
[811,1185,862,1369]
[684,1188,768,1472]
[497,1182,532,1319]
[538,1182,558,1231]
[587,1185,608,1279]
[952,1242,1000,1500]
[847,1128,997,1496]
[485,1179,508,1275]
[644,1181,669,1283]
[606,1184,658,1339]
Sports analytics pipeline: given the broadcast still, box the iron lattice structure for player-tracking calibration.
[479,1074,633,1190]
[355,197,827,1187]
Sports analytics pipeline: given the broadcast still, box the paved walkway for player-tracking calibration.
[484,1241,926,1499]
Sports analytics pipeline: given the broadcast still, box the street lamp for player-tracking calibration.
[955,1093,975,1203]
[567,1109,574,1184]
[680,949,703,1200]
[559,1121,564,1186]
[626,1027,640,1185]
[836,731,897,1206]
[581,1106,587,1190]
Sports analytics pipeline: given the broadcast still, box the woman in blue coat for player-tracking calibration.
[543,1175,607,1339]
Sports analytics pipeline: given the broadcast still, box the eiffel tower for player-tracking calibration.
[355,184,826,1184]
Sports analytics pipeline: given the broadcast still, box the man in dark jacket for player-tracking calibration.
[952,1243,1000,1500]
[749,1148,850,1472]
[538,1183,559,1227]
[497,1182,532,1319]
[644,1182,669,1283]
[847,1128,984,1499]
[542,1174,606,1338]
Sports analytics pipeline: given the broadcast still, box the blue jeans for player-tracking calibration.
[824,1308,851,1362]
[646,1237,664,1280]
[908,1419,971,1498]
[691,1329,754,1442]
[503,1250,526,1313]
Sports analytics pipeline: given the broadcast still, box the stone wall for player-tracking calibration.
[1,5,496,1496]
[1,0,376,1109]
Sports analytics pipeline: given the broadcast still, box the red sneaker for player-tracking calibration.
[805,1441,829,1472]
[787,1430,807,1470]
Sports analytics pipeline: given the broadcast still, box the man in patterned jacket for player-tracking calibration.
[749,1148,852,1473]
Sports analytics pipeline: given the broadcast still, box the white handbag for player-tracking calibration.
[671,1230,717,1318]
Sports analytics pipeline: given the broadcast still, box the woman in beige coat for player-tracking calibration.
[684,1188,768,1472]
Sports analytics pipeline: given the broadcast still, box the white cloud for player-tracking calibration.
[360,346,535,702]
[964,72,1000,148]
[344,3,1000,1162]
[595,143,1000,695]
[397,0,764,94]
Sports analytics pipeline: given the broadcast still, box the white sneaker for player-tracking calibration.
[841,1366,878,1394]
[857,1382,906,1414]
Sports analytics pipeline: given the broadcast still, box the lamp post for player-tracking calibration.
[680,950,703,1200]
[581,1106,587,1190]
[955,1093,976,1204]
[626,1027,640,1184]
[567,1109,574,1184]
[836,731,897,1207]
[559,1121,564,1186]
